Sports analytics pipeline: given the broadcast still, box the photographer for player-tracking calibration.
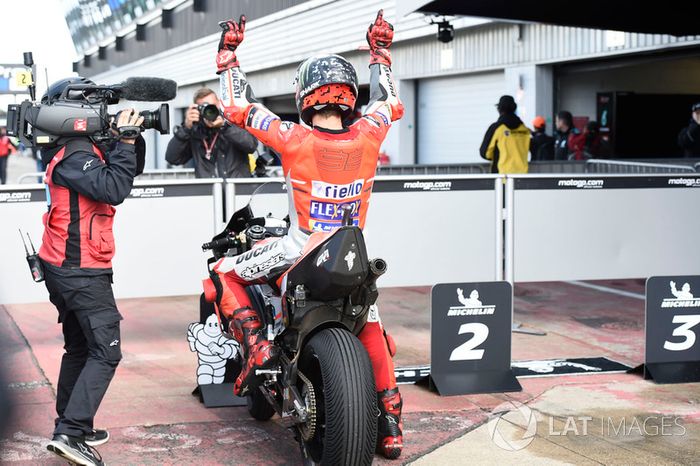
[37,77,146,466]
[166,88,257,178]
[677,102,700,157]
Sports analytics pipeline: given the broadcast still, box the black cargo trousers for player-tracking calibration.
[43,264,123,438]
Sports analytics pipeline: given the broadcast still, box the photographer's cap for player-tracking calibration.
[495,95,517,113]
[692,102,700,112]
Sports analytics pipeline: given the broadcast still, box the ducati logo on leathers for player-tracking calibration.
[235,241,280,264]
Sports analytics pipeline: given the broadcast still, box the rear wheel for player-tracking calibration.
[297,327,377,466]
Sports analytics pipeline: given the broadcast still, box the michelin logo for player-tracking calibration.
[130,187,165,198]
[668,178,700,188]
[447,288,495,316]
[311,179,364,200]
[511,359,602,374]
[661,280,700,308]
[402,181,452,192]
[0,192,32,203]
[557,179,604,189]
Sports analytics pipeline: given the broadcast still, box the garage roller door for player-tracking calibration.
[418,71,505,164]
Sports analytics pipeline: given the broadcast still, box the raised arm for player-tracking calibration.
[216,16,305,155]
[364,10,404,123]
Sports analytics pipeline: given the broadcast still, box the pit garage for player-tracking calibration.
[556,50,700,157]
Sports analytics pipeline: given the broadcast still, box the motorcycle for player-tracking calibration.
[201,182,387,465]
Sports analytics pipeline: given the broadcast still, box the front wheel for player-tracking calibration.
[297,327,377,466]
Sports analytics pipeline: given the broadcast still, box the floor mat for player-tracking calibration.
[395,357,632,384]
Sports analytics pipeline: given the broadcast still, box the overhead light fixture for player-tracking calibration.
[437,20,454,43]
[162,9,173,29]
[193,0,206,12]
[136,23,147,41]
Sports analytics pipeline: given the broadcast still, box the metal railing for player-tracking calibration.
[529,161,587,173]
[17,168,199,183]
[16,172,45,184]
[16,159,700,184]
[135,168,196,179]
[585,159,697,174]
[376,163,489,175]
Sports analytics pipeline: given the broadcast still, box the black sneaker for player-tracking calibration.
[47,434,105,466]
[84,429,110,447]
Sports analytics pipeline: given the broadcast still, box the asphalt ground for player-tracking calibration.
[1,280,698,465]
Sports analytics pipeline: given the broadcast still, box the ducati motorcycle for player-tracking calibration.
[201,183,386,465]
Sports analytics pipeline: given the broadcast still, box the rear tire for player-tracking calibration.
[298,327,377,466]
[247,387,275,421]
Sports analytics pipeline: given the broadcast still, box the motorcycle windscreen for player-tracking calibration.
[287,227,369,301]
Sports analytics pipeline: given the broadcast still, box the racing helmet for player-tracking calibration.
[294,54,358,126]
[41,76,95,104]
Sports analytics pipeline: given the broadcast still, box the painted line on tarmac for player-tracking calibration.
[566,281,645,300]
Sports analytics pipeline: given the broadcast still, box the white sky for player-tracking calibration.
[0,0,77,109]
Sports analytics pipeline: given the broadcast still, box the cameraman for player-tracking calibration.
[38,77,146,466]
[166,88,257,178]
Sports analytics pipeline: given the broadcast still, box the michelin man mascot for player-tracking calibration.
[188,314,240,384]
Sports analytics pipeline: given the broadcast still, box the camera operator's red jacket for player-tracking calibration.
[39,139,139,270]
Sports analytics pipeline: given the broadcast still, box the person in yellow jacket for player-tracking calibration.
[479,95,530,174]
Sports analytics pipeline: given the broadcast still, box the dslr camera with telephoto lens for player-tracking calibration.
[197,103,221,123]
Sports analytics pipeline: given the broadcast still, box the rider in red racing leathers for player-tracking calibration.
[207,11,404,458]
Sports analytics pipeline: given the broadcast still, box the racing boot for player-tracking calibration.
[229,306,279,396]
[376,387,403,459]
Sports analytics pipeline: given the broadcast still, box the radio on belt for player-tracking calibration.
[19,229,44,283]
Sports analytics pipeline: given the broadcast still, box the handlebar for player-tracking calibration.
[202,236,237,251]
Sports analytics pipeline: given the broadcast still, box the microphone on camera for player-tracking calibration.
[115,77,177,102]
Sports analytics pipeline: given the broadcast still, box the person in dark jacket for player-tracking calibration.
[165,88,257,178]
[479,95,530,173]
[38,77,146,466]
[530,116,554,161]
[553,110,579,161]
[677,102,700,157]
[568,120,611,160]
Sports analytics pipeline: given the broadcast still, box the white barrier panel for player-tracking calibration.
[0,184,50,304]
[226,175,503,288]
[0,180,223,304]
[112,179,223,299]
[506,175,700,282]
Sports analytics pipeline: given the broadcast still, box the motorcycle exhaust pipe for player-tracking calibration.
[369,258,387,277]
